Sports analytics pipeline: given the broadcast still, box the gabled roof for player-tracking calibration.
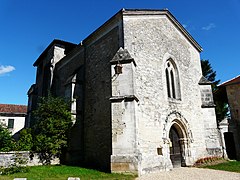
[78,9,202,52]
[33,9,202,69]
[219,75,240,87]
[0,104,27,115]
[122,9,203,52]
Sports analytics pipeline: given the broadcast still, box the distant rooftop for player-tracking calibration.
[219,75,240,87]
[0,104,27,115]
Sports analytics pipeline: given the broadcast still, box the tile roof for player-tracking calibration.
[0,104,27,114]
[219,75,240,87]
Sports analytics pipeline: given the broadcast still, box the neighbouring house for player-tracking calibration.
[215,75,240,160]
[0,104,27,135]
[26,9,222,175]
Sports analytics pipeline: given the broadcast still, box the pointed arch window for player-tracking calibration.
[165,59,181,100]
[165,69,171,97]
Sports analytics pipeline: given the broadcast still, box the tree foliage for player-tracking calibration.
[32,94,72,164]
[201,59,220,90]
[215,101,229,122]
[201,59,228,122]
[15,128,33,151]
[0,125,16,152]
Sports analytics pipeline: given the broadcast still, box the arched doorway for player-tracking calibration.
[169,123,186,168]
[224,132,236,160]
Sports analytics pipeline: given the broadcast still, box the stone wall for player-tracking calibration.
[52,20,123,171]
[83,26,120,171]
[110,48,139,173]
[226,84,240,159]
[54,49,85,165]
[122,13,221,174]
[227,85,240,124]
[0,151,59,167]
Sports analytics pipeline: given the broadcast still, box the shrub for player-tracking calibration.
[32,94,72,164]
[0,125,16,151]
[15,128,33,151]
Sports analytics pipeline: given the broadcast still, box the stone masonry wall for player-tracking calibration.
[51,16,123,170]
[227,85,240,126]
[111,59,139,173]
[226,84,240,159]
[83,26,120,171]
[0,151,59,167]
[122,14,220,174]
[53,48,85,165]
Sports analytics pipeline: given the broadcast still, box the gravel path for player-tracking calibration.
[136,167,240,180]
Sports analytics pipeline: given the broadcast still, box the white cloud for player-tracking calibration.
[202,23,216,31]
[0,65,15,75]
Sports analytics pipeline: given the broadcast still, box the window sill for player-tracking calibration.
[168,98,181,104]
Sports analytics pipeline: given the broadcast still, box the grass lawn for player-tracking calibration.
[202,160,240,173]
[0,165,136,180]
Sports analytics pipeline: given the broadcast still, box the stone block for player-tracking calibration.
[68,178,80,180]
[111,162,130,171]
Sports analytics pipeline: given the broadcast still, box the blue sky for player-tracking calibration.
[0,0,240,105]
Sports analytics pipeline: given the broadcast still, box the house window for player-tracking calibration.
[165,59,181,100]
[8,119,14,129]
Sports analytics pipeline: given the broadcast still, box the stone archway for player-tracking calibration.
[163,111,193,168]
[169,125,185,167]
[169,120,188,168]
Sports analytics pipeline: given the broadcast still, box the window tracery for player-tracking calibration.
[165,59,181,100]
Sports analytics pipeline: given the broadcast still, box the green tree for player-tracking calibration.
[32,94,72,164]
[201,59,220,90]
[0,125,15,151]
[214,100,229,122]
[201,59,228,122]
[16,128,33,151]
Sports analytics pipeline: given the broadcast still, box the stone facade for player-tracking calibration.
[27,9,222,175]
[217,75,240,160]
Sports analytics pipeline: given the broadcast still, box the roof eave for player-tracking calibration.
[219,75,240,87]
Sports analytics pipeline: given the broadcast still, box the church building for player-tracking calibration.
[27,9,222,175]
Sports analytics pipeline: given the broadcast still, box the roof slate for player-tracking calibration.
[198,76,212,85]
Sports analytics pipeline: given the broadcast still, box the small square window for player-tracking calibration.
[8,119,14,129]
[157,147,163,155]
